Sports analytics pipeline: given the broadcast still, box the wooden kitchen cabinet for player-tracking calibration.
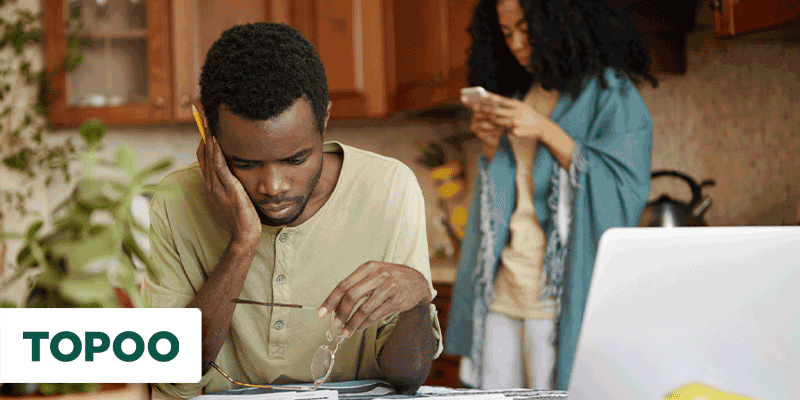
[44,0,482,125]
[280,0,479,117]
[389,0,478,113]
[712,0,800,38]
[170,0,273,122]
[44,0,172,126]
[426,281,461,388]
[172,0,392,121]
[288,0,389,118]
[46,0,278,126]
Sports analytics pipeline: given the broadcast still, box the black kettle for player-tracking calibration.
[638,170,716,227]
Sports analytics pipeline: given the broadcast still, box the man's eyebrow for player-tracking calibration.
[227,154,259,163]
[283,148,313,160]
[227,148,312,163]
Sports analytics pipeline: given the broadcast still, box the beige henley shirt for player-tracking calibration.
[144,142,442,398]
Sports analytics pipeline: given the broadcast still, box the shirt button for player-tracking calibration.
[278,233,288,242]
[276,275,286,284]
[274,320,284,330]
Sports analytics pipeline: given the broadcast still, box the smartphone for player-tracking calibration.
[460,86,495,110]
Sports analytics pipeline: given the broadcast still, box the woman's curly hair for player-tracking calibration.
[467,0,658,97]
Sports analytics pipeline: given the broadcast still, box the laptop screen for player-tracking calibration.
[567,227,800,400]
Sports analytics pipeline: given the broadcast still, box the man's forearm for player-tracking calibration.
[188,240,258,374]
[378,302,437,394]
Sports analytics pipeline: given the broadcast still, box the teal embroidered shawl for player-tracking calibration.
[444,68,653,389]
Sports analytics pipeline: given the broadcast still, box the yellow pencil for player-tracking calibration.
[191,104,206,144]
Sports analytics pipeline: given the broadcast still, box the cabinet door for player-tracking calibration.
[389,0,477,112]
[425,282,461,388]
[713,0,800,38]
[171,0,272,122]
[44,0,171,127]
[291,0,389,118]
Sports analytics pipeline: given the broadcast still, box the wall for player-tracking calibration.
[638,7,800,226]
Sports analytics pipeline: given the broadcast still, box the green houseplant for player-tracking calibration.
[0,119,174,397]
[0,0,84,277]
[1,2,175,394]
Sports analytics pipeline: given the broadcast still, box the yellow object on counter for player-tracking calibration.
[431,162,462,181]
[192,104,206,144]
[663,383,757,400]
[438,181,462,199]
[451,205,467,238]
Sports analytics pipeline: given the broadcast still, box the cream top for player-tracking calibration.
[489,86,561,320]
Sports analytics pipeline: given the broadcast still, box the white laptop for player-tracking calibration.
[567,227,800,400]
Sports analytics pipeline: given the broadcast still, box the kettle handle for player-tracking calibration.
[651,170,715,208]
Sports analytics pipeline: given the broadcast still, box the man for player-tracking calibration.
[144,23,441,399]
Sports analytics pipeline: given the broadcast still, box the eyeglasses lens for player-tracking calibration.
[311,345,333,386]
[327,312,344,342]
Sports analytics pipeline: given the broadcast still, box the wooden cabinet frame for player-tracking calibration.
[713,0,800,38]
[43,0,172,127]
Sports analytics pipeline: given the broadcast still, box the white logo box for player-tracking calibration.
[0,308,201,383]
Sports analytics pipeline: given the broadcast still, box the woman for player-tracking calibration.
[445,0,658,390]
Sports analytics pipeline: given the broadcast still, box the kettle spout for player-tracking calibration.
[661,203,681,228]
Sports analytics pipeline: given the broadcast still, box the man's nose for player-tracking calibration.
[257,166,290,197]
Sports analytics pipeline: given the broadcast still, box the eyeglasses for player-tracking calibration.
[209,299,347,391]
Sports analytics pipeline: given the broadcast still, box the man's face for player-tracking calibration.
[215,98,323,227]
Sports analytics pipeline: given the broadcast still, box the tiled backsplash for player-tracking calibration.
[639,22,800,226]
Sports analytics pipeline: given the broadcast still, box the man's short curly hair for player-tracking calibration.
[468,0,658,98]
[200,23,329,136]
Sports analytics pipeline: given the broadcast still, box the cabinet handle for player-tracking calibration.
[180,94,190,108]
[155,96,165,108]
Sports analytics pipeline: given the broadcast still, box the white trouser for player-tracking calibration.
[459,312,556,389]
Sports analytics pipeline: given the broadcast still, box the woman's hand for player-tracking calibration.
[462,96,506,161]
[483,92,551,140]
[482,92,576,170]
[196,130,262,249]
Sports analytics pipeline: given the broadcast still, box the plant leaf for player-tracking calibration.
[24,220,44,238]
[115,147,136,177]
[133,158,173,182]
[78,119,106,147]
[58,272,116,306]
[50,228,119,275]
[122,235,154,273]
[0,231,24,240]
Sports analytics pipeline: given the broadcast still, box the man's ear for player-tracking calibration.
[323,101,332,132]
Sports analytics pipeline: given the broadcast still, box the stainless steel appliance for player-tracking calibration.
[638,170,715,227]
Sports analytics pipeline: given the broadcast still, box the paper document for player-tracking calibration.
[412,394,507,400]
[191,389,337,400]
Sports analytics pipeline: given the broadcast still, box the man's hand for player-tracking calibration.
[318,261,433,338]
[196,132,261,247]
